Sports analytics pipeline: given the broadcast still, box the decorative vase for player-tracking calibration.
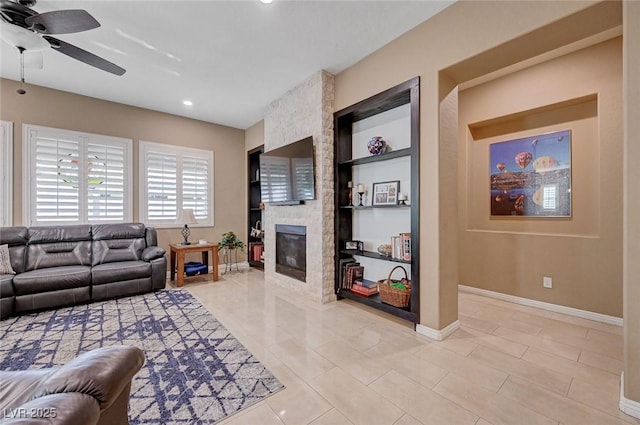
[367,136,387,155]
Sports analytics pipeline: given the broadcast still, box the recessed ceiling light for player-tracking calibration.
[183,100,193,106]
[260,0,273,4]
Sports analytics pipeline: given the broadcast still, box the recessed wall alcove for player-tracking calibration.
[436,2,623,323]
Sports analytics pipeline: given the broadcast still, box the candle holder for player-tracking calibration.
[347,181,354,206]
[357,189,365,206]
[398,193,408,205]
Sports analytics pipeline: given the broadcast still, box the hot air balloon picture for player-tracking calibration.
[489,129,571,217]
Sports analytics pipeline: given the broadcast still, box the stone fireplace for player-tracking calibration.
[262,70,335,303]
[275,224,306,282]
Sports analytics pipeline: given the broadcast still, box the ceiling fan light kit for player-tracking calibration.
[0,0,126,80]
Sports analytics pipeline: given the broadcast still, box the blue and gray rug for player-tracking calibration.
[0,290,284,424]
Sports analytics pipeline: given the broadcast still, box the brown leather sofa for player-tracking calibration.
[0,345,144,425]
[0,223,166,320]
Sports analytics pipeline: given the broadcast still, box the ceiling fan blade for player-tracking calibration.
[44,36,125,76]
[25,10,100,34]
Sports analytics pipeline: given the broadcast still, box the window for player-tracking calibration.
[0,121,12,226]
[139,141,214,227]
[23,124,132,226]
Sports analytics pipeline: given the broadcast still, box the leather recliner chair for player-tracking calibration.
[0,345,144,425]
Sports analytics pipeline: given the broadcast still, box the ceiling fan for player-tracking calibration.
[0,0,126,77]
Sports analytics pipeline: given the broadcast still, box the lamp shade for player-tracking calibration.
[179,208,197,225]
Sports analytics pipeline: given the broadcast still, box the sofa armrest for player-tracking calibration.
[33,346,144,411]
[0,393,100,425]
[141,246,165,262]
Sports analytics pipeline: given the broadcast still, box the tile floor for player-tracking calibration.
[180,268,636,425]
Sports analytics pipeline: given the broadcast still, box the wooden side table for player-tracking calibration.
[169,243,219,287]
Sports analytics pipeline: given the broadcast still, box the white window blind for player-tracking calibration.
[23,124,132,226]
[291,157,314,200]
[260,156,291,203]
[139,141,214,227]
[0,121,13,227]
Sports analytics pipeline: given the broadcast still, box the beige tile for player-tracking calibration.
[433,373,557,425]
[499,376,628,425]
[568,379,640,424]
[434,331,480,356]
[370,370,478,425]
[538,330,624,361]
[578,350,624,375]
[415,344,508,392]
[388,351,448,389]
[454,327,529,358]
[475,419,495,425]
[459,313,500,333]
[468,345,572,395]
[314,338,391,385]
[309,367,404,425]
[512,312,589,340]
[548,312,623,336]
[522,348,619,391]
[309,409,354,425]
[218,402,284,425]
[587,328,624,348]
[492,326,580,361]
[266,378,332,425]
[267,337,336,381]
[394,414,426,425]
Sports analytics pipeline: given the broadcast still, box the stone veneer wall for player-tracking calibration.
[263,70,335,303]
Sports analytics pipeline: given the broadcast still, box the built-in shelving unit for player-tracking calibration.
[333,77,420,323]
[247,145,264,270]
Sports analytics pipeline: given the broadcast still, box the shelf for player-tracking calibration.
[337,288,417,322]
[338,147,411,167]
[249,260,264,270]
[250,179,260,185]
[340,249,411,264]
[250,207,264,211]
[339,204,410,210]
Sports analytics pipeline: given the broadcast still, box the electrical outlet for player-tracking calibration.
[543,277,553,288]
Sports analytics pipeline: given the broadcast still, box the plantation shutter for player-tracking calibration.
[146,151,178,221]
[182,156,209,221]
[24,125,132,226]
[34,135,81,223]
[260,156,291,202]
[87,142,126,221]
[291,157,313,200]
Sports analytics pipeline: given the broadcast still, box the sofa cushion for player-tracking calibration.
[0,227,28,273]
[92,239,145,266]
[13,266,91,295]
[0,244,15,274]
[0,274,14,297]
[26,226,92,271]
[92,223,146,241]
[91,261,151,285]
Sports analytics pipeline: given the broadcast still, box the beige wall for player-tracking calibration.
[458,38,622,317]
[334,0,618,331]
[623,0,640,405]
[245,120,264,152]
[0,78,246,260]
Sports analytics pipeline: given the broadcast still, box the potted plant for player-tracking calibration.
[218,231,245,251]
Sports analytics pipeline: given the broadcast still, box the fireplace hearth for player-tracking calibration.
[275,224,306,282]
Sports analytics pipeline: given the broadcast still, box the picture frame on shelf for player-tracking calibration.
[345,240,364,252]
[372,180,400,206]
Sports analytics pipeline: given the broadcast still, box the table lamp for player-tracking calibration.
[179,208,197,245]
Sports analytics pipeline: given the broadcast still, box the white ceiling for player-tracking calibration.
[0,0,453,129]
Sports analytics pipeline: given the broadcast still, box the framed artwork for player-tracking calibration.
[345,240,364,252]
[490,129,571,217]
[372,180,400,206]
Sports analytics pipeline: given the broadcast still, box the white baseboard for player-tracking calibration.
[459,285,623,327]
[416,320,460,341]
[620,373,640,419]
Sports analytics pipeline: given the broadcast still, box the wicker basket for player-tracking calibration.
[377,265,411,308]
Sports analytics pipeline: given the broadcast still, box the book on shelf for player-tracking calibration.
[400,232,411,261]
[391,236,401,260]
[353,279,378,289]
[350,283,378,296]
[339,258,355,290]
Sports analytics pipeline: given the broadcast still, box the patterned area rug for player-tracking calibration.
[0,290,284,424]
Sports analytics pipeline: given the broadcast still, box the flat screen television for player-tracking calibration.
[260,136,315,205]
